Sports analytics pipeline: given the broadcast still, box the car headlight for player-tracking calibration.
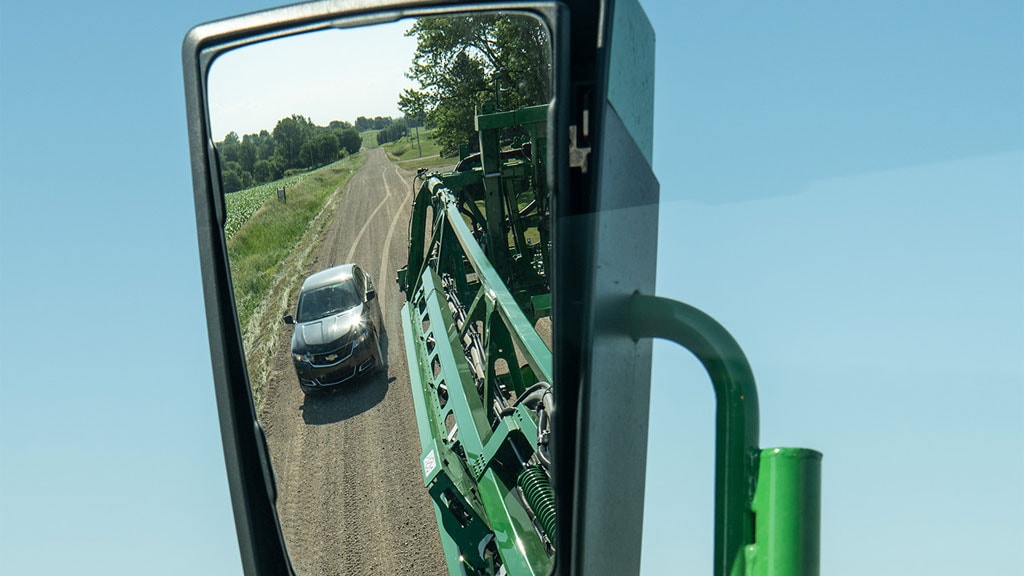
[293,353,312,363]
[353,324,370,345]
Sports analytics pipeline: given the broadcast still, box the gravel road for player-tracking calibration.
[258,148,448,575]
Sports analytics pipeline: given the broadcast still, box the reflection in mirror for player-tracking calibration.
[208,12,553,575]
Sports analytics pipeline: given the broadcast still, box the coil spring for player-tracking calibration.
[517,465,556,544]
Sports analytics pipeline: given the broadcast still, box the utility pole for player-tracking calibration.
[407,114,423,158]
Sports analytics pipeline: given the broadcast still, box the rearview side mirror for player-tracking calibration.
[183,1,665,575]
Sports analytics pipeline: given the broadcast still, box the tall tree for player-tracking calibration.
[273,114,314,169]
[237,136,258,174]
[300,131,341,167]
[400,14,552,156]
[219,131,242,164]
[337,127,362,155]
[255,130,275,161]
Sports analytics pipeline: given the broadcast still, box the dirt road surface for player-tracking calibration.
[259,148,448,575]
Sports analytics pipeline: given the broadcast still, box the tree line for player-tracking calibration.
[354,116,395,132]
[375,118,410,146]
[217,115,362,193]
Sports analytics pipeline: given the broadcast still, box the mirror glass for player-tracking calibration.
[207,12,554,575]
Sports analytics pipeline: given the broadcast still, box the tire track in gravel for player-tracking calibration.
[258,148,447,576]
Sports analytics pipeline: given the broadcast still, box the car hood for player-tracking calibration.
[295,306,363,349]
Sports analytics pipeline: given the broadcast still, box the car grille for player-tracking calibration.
[319,366,357,386]
[311,342,354,367]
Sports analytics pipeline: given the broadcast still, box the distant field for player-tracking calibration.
[383,129,457,171]
[398,155,457,171]
[382,128,440,158]
[360,130,380,148]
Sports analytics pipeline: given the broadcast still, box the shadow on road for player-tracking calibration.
[300,373,392,425]
[299,329,394,425]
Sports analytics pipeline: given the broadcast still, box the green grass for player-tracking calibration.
[382,129,458,171]
[398,155,458,171]
[360,129,380,148]
[382,128,442,159]
[226,154,365,332]
[224,172,318,239]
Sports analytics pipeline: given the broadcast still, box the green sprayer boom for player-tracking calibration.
[398,104,556,575]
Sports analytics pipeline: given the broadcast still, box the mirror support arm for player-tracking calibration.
[628,293,760,576]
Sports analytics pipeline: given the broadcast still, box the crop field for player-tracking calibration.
[224,172,321,240]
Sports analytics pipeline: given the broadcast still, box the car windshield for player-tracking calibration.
[296,281,361,323]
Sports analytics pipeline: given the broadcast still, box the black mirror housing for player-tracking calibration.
[180,2,645,575]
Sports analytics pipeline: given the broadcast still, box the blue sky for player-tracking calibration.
[1,1,1021,575]
[641,2,1022,575]
[207,21,419,139]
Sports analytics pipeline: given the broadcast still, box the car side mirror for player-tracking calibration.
[365,289,376,302]
[283,314,294,325]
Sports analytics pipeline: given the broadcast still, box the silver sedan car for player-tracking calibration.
[283,264,384,395]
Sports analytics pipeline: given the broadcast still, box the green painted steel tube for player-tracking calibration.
[628,293,760,576]
[443,195,553,383]
[748,448,822,576]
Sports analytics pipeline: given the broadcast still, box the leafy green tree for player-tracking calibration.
[222,169,243,193]
[337,127,362,155]
[268,155,286,181]
[219,131,242,164]
[218,114,360,187]
[300,131,341,168]
[253,159,274,183]
[273,114,314,169]
[400,15,551,156]
[255,130,275,161]
[237,137,258,174]
[376,119,408,145]
[398,90,428,126]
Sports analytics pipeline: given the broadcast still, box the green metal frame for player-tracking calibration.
[400,105,556,576]
[629,293,821,576]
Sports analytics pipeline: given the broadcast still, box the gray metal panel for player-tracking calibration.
[578,103,659,575]
[606,0,655,165]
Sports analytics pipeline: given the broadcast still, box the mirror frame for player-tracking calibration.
[183,2,581,574]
